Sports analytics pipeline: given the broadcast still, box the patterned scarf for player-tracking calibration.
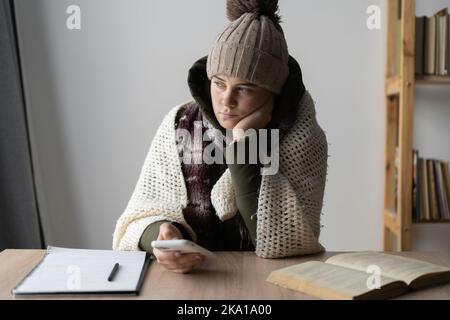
[175,102,254,251]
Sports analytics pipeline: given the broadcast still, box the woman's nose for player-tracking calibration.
[222,90,237,109]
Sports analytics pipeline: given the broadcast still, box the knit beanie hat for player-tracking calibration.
[206,0,289,95]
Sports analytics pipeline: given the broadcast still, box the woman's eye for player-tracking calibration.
[238,87,251,93]
[214,81,224,88]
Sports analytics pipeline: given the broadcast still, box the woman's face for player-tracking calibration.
[210,74,273,129]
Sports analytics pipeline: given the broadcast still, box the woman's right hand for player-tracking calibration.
[152,222,206,274]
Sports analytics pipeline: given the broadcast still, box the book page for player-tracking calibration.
[266,261,405,300]
[325,252,450,285]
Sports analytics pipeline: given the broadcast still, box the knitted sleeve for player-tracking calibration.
[112,103,196,251]
[210,168,238,220]
[255,92,328,258]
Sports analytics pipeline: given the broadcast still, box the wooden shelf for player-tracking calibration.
[383,0,450,252]
[415,75,450,84]
[383,0,415,251]
[413,220,450,224]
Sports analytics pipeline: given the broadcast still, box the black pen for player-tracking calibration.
[107,263,120,282]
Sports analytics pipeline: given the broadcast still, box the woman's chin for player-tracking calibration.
[218,119,238,130]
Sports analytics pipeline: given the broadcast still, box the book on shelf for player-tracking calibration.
[416,8,449,76]
[443,161,450,215]
[424,14,436,74]
[266,252,450,300]
[394,148,450,222]
[427,159,440,220]
[417,158,450,221]
[436,160,450,218]
[436,8,449,75]
[415,16,426,75]
[418,158,430,220]
[412,149,419,220]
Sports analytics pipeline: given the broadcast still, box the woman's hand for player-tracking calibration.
[152,222,206,274]
[232,96,274,141]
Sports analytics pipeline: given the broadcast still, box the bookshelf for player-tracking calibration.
[415,75,450,84]
[383,0,450,251]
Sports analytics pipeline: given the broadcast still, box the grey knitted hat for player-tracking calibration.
[206,0,289,95]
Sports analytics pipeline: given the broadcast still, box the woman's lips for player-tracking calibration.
[219,112,238,119]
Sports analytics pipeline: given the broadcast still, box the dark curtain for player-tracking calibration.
[0,0,44,250]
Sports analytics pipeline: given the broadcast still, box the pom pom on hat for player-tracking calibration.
[226,0,282,25]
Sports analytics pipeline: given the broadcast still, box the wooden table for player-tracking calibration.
[1,250,450,299]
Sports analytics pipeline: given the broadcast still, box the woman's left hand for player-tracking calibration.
[232,97,274,140]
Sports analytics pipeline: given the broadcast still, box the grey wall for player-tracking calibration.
[13,0,450,252]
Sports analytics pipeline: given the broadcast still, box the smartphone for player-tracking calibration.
[151,239,217,259]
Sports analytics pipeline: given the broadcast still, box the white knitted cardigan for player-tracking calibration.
[112,90,328,258]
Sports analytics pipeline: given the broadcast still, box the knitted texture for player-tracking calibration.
[113,91,328,258]
[112,104,195,251]
[210,168,238,221]
[255,91,328,257]
[206,11,289,94]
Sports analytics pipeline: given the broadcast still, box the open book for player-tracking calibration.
[266,251,450,300]
[12,246,151,296]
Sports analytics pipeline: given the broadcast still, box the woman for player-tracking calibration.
[113,0,328,274]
